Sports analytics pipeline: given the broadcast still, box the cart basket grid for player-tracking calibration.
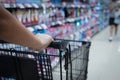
[0,39,91,80]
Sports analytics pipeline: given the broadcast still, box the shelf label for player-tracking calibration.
[3,4,10,8]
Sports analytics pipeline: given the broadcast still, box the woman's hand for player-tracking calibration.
[35,34,54,50]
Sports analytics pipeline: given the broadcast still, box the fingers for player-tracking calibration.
[35,34,54,50]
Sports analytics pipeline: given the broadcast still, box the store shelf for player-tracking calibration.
[1,0,108,48]
[2,4,16,8]
[2,3,91,9]
[2,3,41,9]
[0,1,110,79]
[25,23,39,27]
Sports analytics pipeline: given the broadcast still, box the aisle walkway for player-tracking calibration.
[87,26,120,80]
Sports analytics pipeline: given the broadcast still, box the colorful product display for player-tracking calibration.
[1,0,108,70]
[16,0,40,4]
[0,0,15,4]
[50,0,61,4]
[11,8,39,27]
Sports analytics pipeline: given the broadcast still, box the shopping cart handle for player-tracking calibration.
[48,40,68,50]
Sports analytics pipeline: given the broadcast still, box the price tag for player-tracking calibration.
[4,4,10,8]
[17,4,25,9]
[32,4,39,8]
[57,21,62,25]
[25,4,32,8]
[51,22,56,26]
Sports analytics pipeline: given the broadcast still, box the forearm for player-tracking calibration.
[0,6,43,50]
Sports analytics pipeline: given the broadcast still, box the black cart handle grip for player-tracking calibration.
[48,40,68,50]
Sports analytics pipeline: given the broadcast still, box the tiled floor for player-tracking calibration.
[87,26,120,80]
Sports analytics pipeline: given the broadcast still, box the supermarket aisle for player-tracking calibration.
[87,26,120,80]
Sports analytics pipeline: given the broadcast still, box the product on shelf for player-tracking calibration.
[16,0,41,4]
[16,0,26,4]
[2,0,109,69]
[50,0,61,4]
[0,0,15,4]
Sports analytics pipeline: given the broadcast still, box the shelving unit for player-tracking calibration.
[0,0,109,77]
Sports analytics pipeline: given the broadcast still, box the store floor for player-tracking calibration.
[87,26,120,80]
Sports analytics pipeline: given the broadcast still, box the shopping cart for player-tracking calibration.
[0,39,91,80]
